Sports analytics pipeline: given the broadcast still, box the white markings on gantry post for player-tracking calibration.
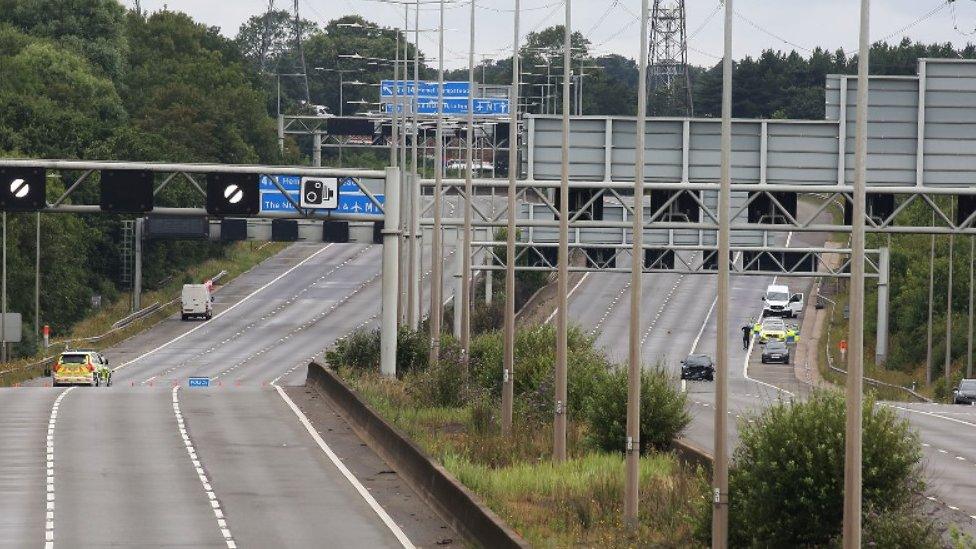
[45,387,74,549]
[171,386,236,548]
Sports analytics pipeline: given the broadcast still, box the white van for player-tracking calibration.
[181,284,213,321]
[762,284,804,318]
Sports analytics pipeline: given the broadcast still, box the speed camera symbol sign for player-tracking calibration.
[300,177,339,209]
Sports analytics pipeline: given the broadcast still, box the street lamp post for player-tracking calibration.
[553,0,571,463]
[624,0,650,530]
[430,0,446,366]
[501,0,521,436]
[713,0,734,543]
[843,0,871,545]
[460,0,476,368]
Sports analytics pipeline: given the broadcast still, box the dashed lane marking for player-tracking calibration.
[172,387,236,548]
[213,272,382,380]
[45,387,74,549]
[588,279,631,337]
[143,246,374,383]
[115,244,337,374]
[273,383,415,548]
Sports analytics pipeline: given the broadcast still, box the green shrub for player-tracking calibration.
[395,326,430,376]
[710,390,925,547]
[404,336,465,407]
[585,367,690,454]
[854,504,941,548]
[325,328,380,372]
[468,324,610,419]
[325,326,431,377]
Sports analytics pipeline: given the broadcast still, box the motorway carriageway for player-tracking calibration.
[565,203,976,532]
[0,236,464,548]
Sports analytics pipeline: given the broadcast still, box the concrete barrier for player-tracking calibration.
[672,437,714,472]
[305,362,529,549]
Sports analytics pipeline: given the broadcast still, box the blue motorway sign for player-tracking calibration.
[260,191,301,212]
[259,178,383,215]
[188,377,210,388]
[380,80,469,98]
[384,97,510,117]
[260,175,301,192]
[337,178,384,215]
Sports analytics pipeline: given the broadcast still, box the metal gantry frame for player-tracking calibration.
[0,159,402,378]
[0,159,388,221]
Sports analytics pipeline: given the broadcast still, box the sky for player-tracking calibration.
[128,1,976,69]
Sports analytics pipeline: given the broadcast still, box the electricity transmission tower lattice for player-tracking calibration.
[649,0,694,116]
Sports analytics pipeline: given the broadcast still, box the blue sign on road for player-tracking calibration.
[259,178,383,215]
[380,80,469,98]
[260,191,301,212]
[188,377,210,388]
[384,97,510,117]
[260,175,301,192]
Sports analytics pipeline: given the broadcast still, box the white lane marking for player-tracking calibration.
[742,234,796,397]
[171,387,235,548]
[687,252,743,355]
[268,314,379,387]
[640,269,691,349]
[887,403,976,429]
[114,244,336,373]
[45,387,74,548]
[272,384,415,548]
[212,272,382,381]
[545,273,590,325]
[588,279,631,337]
[143,245,377,383]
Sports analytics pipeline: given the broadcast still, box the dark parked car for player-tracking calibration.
[681,354,715,382]
[761,340,791,364]
[954,379,976,405]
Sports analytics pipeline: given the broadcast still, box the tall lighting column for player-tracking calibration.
[429,0,446,365]
[624,0,650,530]
[460,0,476,367]
[553,0,571,462]
[712,0,733,544]
[843,0,871,546]
[501,0,521,435]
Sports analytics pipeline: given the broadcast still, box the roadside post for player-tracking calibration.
[381,167,402,378]
[43,324,49,349]
[624,0,650,530]
[843,0,872,545]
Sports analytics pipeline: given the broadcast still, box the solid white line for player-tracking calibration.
[172,386,236,548]
[272,384,415,549]
[887,403,976,429]
[545,272,591,325]
[114,244,335,373]
[45,387,74,549]
[742,233,795,397]
[689,252,743,355]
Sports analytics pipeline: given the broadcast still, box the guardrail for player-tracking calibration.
[821,295,931,403]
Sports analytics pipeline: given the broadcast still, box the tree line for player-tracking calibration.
[0,1,280,350]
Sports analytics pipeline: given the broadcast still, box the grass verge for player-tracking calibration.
[0,242,287,386]
[338,366,708,547]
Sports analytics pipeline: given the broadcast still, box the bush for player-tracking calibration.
[585,367,690,454]
[325,328,380,372]
[404,336,465,408]
[325,326,431,377]
[711,390,925,547]
[854,503,941,548]
[468,324,610,419]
